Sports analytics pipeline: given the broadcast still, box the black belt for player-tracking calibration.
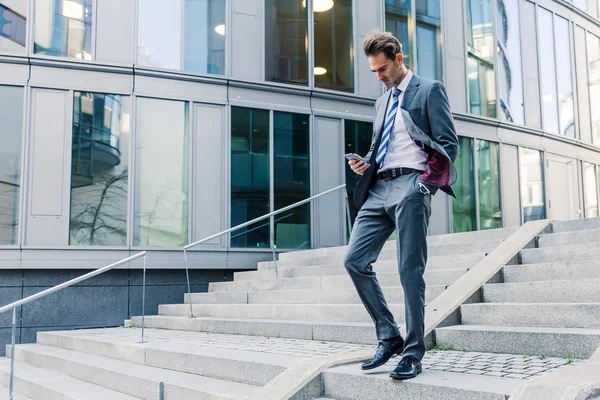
[377,167,424,180]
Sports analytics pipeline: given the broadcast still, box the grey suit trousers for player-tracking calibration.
[344,173,431,361]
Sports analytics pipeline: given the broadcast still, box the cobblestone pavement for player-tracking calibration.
[105,328,579,379]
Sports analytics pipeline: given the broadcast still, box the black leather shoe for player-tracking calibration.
[361,337,404,370]
[390,355,422,380]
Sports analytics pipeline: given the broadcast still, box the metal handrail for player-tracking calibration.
[182,183,347,317]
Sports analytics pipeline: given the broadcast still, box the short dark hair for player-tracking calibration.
[363,30,403,61]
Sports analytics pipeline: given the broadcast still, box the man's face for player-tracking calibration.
[368,52,404,90]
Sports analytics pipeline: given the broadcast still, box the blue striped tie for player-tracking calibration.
[376,87,401,165]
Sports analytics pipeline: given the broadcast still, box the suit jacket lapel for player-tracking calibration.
[401,74,420,110]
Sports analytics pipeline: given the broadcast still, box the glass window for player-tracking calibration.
[416,0,441,81]
[34,0,93,59]
[573,0,587,11]
[0,1,27,53]
[554,15,575,138]
[265,0,308,85]
[0,86,23,245]
[467,0,496,118]
[385,0,412,70]
[134,98,189,247]
[496,0,524,125]
[520,148,546,222]
[274,112,310,249]
[588,33,600,144]
[314,0,354,92]
[137,0,226,75]
[537,8,559,135]
[477,140,501,229]
[230,107,270,248]
[344,120,372,227]
[452,137,476,233]
[584,163,598,217]
[69,92,130,246]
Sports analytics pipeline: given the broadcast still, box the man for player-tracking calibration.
[345,30,458,380]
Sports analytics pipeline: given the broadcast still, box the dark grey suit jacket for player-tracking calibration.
[354,73,459,209]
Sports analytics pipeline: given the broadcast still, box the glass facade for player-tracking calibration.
[554,15,575,138]
[230,107,271,248]
[137,0,225,75]
[520,148,546,222]
[452,137,476,233]
[133,98,189,247]
[584,162,599,217]
[34,0,93,59]
[385,0,412,70]
[415,0,442,81]
[344,120,372,226]
[314,0,354,92]
[0,85,23,245]
[589,33,600,144]
[537,8,559,135]
[273,112,310,249]
[477,141,501,229]
[496,0,524,124]
[265,0,308,85]
[70,92,130,246]
[0,1,27,53]
[467,0,496,118]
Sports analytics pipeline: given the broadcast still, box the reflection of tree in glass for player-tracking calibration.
[135,186,188,247]
[70,169,128,246]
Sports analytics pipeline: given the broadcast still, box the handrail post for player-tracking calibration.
[9,307,16,400]
[183,249,194,318]
[140,254,147,344]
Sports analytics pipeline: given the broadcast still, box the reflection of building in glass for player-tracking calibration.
[0,1,26,51]
[520,149,546,222]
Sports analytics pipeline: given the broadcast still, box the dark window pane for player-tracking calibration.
[274,112,310,249]
[0,86,24,245]
[496,0,524,124]
[416,0,442,81]
[265,0,308,85]
[34,0,93,59]
[452,137,476,232]
[0,2,27,52]
[385,0,412,70]
[520,148,546,222]
[70,92,130,246]
[231,107,271,248]
[477,140,502,230]
[314,0,354,92]
[344,120,372,228]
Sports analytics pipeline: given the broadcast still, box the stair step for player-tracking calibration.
[551,217,600,233]
[520,243,600,264]
[213,269,468,293]
[185,285,446,305]
[0,386,31,400]
[538,228,600,248]
[460,303,600,329]
[321,362,523,400]
[129,315,380,344]
[258,252,487,272]
[158,303,408,324]
[279,237,507,261]
[434,325,600,359]
[503,261,600,283]
[0,358,140,400]
[8,344,260,400]
[482,280,600,303]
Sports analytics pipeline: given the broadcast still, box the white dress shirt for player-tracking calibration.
[380,70,429,172]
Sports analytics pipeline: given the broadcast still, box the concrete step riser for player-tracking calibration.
[551,218,600,233]
[482,280,600,303]
[130,316,379,345]
[186,286,446,305]
[503,262,600,283]
[212,269,467,293]
[0,370,72,400]
[434,328,600,359]
[461,304,600,329]
[159,304,407,324]
[279,238,505,262]
[520,246,600,264]
[258,252,486,272]
[35,333,283,387]
[538,228,600,248]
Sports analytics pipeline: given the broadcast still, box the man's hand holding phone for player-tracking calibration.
[345,153,370,176]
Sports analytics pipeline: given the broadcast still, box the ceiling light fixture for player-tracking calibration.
[302,0,334,12]
[314,67,327,75]
[215,24,225,36]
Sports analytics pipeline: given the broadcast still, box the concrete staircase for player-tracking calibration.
[2,219,599,399]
